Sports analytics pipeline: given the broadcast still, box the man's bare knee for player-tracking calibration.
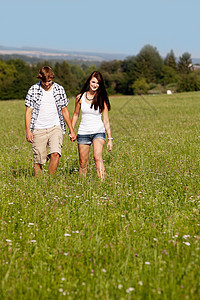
[50,152,60,160]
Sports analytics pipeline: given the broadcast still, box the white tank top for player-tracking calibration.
[78,93,105,134]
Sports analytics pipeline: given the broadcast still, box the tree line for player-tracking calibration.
[0,44,200,100]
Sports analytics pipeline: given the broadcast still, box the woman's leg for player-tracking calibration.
[78,144,90,177]
[92,139,105,180]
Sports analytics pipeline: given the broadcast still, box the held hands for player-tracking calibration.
[69,130,77,142]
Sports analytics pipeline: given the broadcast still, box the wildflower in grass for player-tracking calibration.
[61,277,65,281]
[64,253,68,256]
[153,238,158,241]
[183,235,190,239]
[173,234,179,238]
[145,262,151,265]
[102,268,106,273]
[30,240,36,243]
[118,284,123,289]
[138,281,143,286]
[126,287,135,293]
[121,215,125,218]
[28,223,34,226]
[59,288,63,293]
[161,249,168,255]
[183,242,190,246]
[64,233,71,237]
[157,288,162,295]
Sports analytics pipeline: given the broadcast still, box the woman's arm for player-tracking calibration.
[61,107,76,141]
[71,95,81,129]
[102,103,113,151]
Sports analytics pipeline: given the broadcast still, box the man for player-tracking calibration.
[25,66,76,177]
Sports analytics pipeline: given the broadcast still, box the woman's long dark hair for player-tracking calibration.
[78,71,111,112]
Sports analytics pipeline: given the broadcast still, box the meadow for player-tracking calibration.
[0,93,200,299]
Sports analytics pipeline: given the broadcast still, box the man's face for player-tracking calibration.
[41,78,53,91]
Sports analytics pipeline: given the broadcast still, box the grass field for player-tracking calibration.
[0,93,200,299]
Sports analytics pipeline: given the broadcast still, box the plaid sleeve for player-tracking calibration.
[59,85,69,108]
[25,86,34,108]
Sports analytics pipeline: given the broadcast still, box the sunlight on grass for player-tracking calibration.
[0,94,200,299]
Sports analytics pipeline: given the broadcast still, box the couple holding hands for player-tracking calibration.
[25,66,113,180]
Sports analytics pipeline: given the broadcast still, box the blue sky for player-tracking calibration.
[1,0,200,58]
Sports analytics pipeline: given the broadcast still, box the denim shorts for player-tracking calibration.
[77,132,106,145]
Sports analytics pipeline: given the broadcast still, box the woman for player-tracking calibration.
[71,71,113,180]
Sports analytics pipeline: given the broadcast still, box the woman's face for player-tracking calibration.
[89,76,99,92]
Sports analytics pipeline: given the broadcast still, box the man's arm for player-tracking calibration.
[25,107,33,143]
[61,106,76,141]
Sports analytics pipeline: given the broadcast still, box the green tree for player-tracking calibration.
[177,72,200,92]
[121,56,137,94]
[178,52,192,74]
[99,60,122,73]
[84,64,97,78]
[0,60,17,99]
[133,45,163,83]
[54,61,76,96]
[164,50,177,70]
[0,60,17,80]
[36,61,53,71]
[8,59,36,99]
[161,65,179,85]
[99,60,125,94]
[132,77,149,95]
[70,64,85,93]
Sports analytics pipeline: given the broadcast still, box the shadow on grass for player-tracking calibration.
[60,159,79,175]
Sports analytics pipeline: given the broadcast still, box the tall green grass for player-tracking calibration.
[0,93,200,299]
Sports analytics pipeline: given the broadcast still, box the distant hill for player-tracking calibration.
[0,45,199,66]
[0,45,128,65]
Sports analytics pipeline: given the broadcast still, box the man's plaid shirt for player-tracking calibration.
[25,82,69,134]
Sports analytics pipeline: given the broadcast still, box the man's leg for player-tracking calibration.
[48,152,60,176]
[34,163,43,177]
[32,129,48,177]
[48,126,63,176]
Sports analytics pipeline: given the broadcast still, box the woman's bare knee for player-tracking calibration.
[79,159,88,169]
